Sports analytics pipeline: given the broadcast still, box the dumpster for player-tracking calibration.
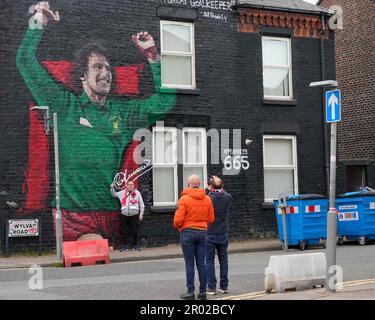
[274,194,328,250]
[336,187,375,245]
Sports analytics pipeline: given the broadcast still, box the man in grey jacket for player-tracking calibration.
[111,180,145,251]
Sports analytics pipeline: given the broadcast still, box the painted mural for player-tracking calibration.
[13,1,176,241]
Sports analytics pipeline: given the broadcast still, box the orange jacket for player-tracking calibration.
[174,188,215,232]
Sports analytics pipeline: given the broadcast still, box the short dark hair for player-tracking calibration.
[213,178,223,190]
[72,41,110,90]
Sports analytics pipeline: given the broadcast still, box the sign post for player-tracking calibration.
[277,193,289,251]
[325,89,341,293]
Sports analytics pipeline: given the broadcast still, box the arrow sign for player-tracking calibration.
[329,93,338,120]
[326,89,341,123]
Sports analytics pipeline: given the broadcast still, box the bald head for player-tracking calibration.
[187,175,201,188]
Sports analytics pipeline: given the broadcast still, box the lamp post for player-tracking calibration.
[310,80,339,293]
[30,107,63,262]
[53,113,63,262]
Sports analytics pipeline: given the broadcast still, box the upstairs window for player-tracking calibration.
[160,20,195,89]
[262,37,293,99]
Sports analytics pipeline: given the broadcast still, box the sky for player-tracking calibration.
[303,0,319,4]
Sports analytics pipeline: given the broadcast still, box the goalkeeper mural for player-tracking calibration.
[16,2,176,240]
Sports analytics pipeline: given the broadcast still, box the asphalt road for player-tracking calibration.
[0,244,374,300]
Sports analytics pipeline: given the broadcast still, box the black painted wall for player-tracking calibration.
[0,0,335,252]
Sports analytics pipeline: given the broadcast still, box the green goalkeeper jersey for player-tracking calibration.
[16,27,176,212]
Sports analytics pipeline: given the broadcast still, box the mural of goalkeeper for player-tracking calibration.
[16,2,176,240]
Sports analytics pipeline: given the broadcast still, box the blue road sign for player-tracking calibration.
[326,89,341,123]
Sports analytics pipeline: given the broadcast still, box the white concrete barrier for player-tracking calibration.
[264,252,326,293]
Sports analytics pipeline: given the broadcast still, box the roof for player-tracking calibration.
[232,0,332,15]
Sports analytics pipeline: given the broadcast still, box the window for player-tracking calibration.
[346,166,367,192]
[152,127,207,206]
[160,20,195,89]
[183,128,207,189]
[262,37,293,99]
[153,127,178,206]
[263,135,298,201]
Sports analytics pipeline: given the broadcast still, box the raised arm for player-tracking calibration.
[16,2,67,112]
[207,198,215,225]
[110,183,117,198]
[129,32,176,122]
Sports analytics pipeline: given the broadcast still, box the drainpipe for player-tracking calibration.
[321,14,330,197]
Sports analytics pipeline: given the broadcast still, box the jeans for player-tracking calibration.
[206,233,229,290]
[180,228,208,294]
[121,214,139,248]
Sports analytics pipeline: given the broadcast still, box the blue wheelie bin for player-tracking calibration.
[336,187,375,245]
[274,194,328,250]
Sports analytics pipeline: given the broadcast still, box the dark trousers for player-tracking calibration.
[120,214,139,248]
[180,228,207,294]
[206,233,229,290]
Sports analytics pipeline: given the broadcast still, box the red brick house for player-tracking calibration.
[319,0,375,191]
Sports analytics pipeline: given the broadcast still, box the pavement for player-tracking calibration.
[0,238,282,269]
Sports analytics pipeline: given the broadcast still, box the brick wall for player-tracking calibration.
[319,0,375,171]
[0,0,335,252]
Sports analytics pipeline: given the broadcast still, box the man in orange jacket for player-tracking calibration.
[174,175,215,300]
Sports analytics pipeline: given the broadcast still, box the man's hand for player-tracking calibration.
[139,214,144,221]
[132,31,160,64]
[32,2,60,27]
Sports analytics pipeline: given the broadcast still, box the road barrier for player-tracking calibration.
[63,239,110,267]
[265,252,326,293]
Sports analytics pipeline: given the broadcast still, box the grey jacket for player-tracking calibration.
[111,187,145,217]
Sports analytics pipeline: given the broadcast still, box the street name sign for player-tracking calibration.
[8,219,39,237]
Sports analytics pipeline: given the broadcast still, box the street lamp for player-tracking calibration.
[310,80,339,293]
[310,80,338,88]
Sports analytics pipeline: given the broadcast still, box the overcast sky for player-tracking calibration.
[303,0,319,4]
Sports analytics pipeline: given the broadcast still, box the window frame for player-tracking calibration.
[152,127,178,207]
[160,20,196,89]
[263,135,298,202]
[262,36,293,100]
[346,165,367,192]
[182,127,207,189]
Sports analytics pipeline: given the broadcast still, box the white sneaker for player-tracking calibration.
[218,288,228,294]
[206,288,217,295]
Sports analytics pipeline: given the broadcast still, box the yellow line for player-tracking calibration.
[215,278,375,300]
[216,291,267,300]
[231,293,269,300]
[343,280,375,288]
[344,280,368,285]
[343,278,375,285]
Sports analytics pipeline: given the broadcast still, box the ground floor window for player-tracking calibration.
[263,135,298,202]
[346,166,367,192]
[153,127,207,206]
